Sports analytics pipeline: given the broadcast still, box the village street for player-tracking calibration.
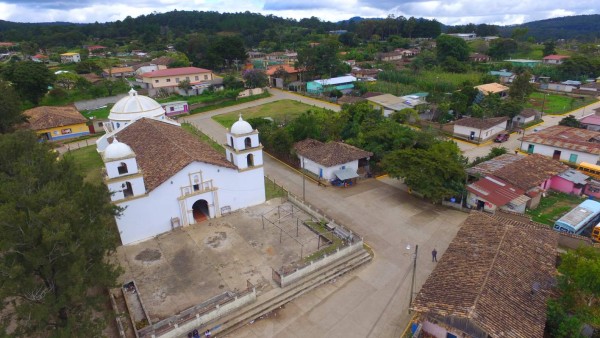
[183,107,467,338]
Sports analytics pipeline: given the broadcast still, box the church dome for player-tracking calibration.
[104,138,134,160]
[108,88,165,122]
[230,115,253,135]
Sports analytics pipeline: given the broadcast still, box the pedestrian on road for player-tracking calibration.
[432,248,437,262]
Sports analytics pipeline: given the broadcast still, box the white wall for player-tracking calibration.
[105,157,139,178]
[299,156,358,180]
[107,176,146,202]
[519,142,599,164]
[466,191,498,212]
[114,161,265,245]
[454,122,506,141]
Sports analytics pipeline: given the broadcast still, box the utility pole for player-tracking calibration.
[408,244,418,314]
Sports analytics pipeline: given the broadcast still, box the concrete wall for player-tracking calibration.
[550,176,583,195]
[466,191,498,213]
[454,122,505,142]
[38,122,89,141]
[519,142,598,165]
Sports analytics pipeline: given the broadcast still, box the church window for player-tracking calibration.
[193,184,200,191]
[230,137,234,147]
[247,154,254,167]
[244,137,252,149]
[122,182,133,198]
[118,162,128,175]
[230,153,234,163]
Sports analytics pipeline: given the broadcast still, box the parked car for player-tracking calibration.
[494,133,509,143]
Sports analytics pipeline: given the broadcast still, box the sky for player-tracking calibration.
[0,0,597,26]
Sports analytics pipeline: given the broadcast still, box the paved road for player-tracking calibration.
[459,98,600,160]
[184,105,467,338]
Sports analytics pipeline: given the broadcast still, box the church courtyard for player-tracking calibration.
[115,198,327,322]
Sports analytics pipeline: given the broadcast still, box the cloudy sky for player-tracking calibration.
[0,0,597,26]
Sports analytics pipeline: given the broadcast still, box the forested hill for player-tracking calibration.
[500,14,600,41]
[0,11,441,49]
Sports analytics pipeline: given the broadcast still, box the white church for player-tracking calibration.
[96,89,266,245]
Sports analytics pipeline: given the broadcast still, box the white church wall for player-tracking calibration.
[105,157,139,178]
[107,176,146,202]
[228,132,259,150]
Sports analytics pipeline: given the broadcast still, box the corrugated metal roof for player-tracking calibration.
[467,176,525,207]
[313,76,357,86]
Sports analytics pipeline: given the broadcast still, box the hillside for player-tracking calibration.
[499,14,600,41]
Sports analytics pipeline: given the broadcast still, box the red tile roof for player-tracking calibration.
[521,125,600,155]
[265,64,300,76]
[294,139,373,167]
[543,54,570,60]
[411,212,558,338]
[467,175,525,206]
[24,106,87,130]
[114,118,235,192]
[141,67,212,78]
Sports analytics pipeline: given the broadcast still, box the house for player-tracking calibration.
[580,113,600,131]
[550,169,590,196]
[520,125,600,164]
[410,212,558,338]
[31,54,49,63]
[452,116,508,143]
[377,51,405,62]
[446,32,477,40]
[366,93,427,117]
[139,67,215,97]
[468,53,491,62]
[512,108,540,126]
[23,106,89,141]
[466,175,529,213]
[351,68,381,81]
[542,54,570,65]
[96,93,265,245]
[86,45,107,56]
[103,66,134,78]
[265,64,301,88]
[489,70,513,84]
[60,52,81,63]
[134,64,167,76]
[294,139,372,182]
[474,82,509,98]
[161,101,189,117]
[306,76,356,95]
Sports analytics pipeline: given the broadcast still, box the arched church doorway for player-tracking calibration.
[192,199,209,223]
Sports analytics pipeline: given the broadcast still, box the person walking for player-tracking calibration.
[432,248,437,262]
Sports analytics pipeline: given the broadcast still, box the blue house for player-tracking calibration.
[306,76,357,94]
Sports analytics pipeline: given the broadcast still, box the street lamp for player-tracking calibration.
[540,92,547,117]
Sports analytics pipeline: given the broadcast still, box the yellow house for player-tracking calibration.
[60,52,81,63]
[24,106,89,141]
[139,66,214,96]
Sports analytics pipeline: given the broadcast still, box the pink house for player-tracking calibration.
[549,169,589,195]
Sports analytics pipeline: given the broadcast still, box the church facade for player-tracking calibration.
[97,90,266,245]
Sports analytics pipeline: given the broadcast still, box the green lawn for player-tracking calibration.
[265,176,287,200]
[302,220,344,263]
[181,123,225,154]
[63,145,104,184]
[526,92,597,115]
[212,99,319,128]
[83,105,112,119]
[526,191,586,226]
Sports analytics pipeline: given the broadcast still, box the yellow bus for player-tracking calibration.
[577,162,600,180]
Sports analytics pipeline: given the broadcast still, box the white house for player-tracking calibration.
[512,108,540,127]
[453,116,508,143]
[96,94,265,245]
[60,52,81,63]
[520,125,600,164]
[294,139,372,182]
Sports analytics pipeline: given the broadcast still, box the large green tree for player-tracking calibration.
[0,131,121,336]
[381,140,466,201]
[297,39,344,79]
[509,71,535,102]
[435,34,469,64]
[2,61,55,104]
[0,80,24,133]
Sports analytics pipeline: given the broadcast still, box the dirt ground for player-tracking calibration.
[115,199,325,323]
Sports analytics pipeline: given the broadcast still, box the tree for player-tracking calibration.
[223,74,244,89]
[296,39,343,79]
[0,80,24,133]
[509,71,534,102]
[242,69,268,88]
[0,131,121,336]
[436,34,469,63]
[390,108,419,124]
[55,72,80,90]
[177,79,191,95]
[488,38,518,60]
[2,61,55,104]
[559,115,582,128]
[74,60,102,74]
[381,141,466,201]
[543,41,557,56]
[204,35,247,69]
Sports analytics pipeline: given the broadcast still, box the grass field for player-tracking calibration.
[212,99,320,128]
[63,145,104,184]
[84,105,112,119]
[526,92,597,115]
[526,191,585,226]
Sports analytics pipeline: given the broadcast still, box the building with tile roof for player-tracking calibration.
[294,139,372,181]
[519,125,600,165]
[411,212,558,338]
[466,175,529,213]
[542,54,570,65]
[452,116,508,143]
[23,105,89,141]
[580,114,600,131]
[96,96,265,245]
[139,67,215,97]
